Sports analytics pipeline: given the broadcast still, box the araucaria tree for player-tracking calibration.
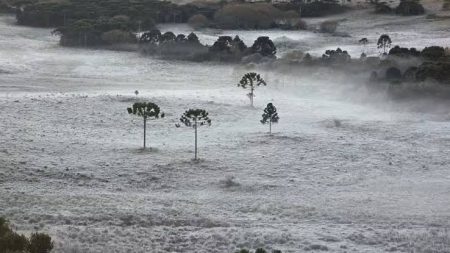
[377,34,392,54]
[127,102,164,149]
[261,103,279,134]
[238,72,266,107]
[359,37,369,53]
[179,109,211,160]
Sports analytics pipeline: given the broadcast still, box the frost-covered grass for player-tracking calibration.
[1,12,450,253]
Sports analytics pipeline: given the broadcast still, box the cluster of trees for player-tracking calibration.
[14,0,218,28]
[138,30,277,62]
[374,43,450,84]
[128,73,279,160]
[52,15,137,47]
[282,34,449,87]
[13,0,222,46]
[189,1,346,30]
[209,35,277,62]
[322,48,351,64]
[12,0,348,34]
[0,217,53,253]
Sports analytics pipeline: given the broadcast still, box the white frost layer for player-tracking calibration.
[0,12,450,253]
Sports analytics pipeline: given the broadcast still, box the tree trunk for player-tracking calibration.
[250,87,254,107]
[194,120,198,160]
[269,120,272,135]
[143,116,147,149]
[250,80,254,107]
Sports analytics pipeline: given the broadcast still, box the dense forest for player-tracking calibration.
[0,0,352,46]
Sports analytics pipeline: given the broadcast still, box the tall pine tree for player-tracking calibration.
[178,109,211,160]
[261,103,279,134]
[238,72,266,107]
[127,102,164,149]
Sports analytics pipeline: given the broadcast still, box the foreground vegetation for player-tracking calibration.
[0,217,53,253]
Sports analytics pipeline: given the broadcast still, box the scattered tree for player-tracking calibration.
[261,103,279,134]
[127,102,164,149]
[238,72,267,107]
[359,37,369,53]
[377,34,392,54]
[178,109,211,160]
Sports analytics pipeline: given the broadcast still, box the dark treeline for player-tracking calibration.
[14,0,215,28]
[138,29,277,62]
[279,42,450,96]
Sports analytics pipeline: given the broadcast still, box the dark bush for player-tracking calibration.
[0,217,53,253]
[251,36,276,57]
[210,36,233,53]
[416,62,450,83]
[385,67,402,81]
[322,48,351,64]
[187,32,200,44]
[161,31,176,43]
[403,66,418,82]
[140,29,161,44]
[421,46,445,60]
[29,233,53,253]
[395,0,425,15]
[389,45,421,57]
[375,3,393,14]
